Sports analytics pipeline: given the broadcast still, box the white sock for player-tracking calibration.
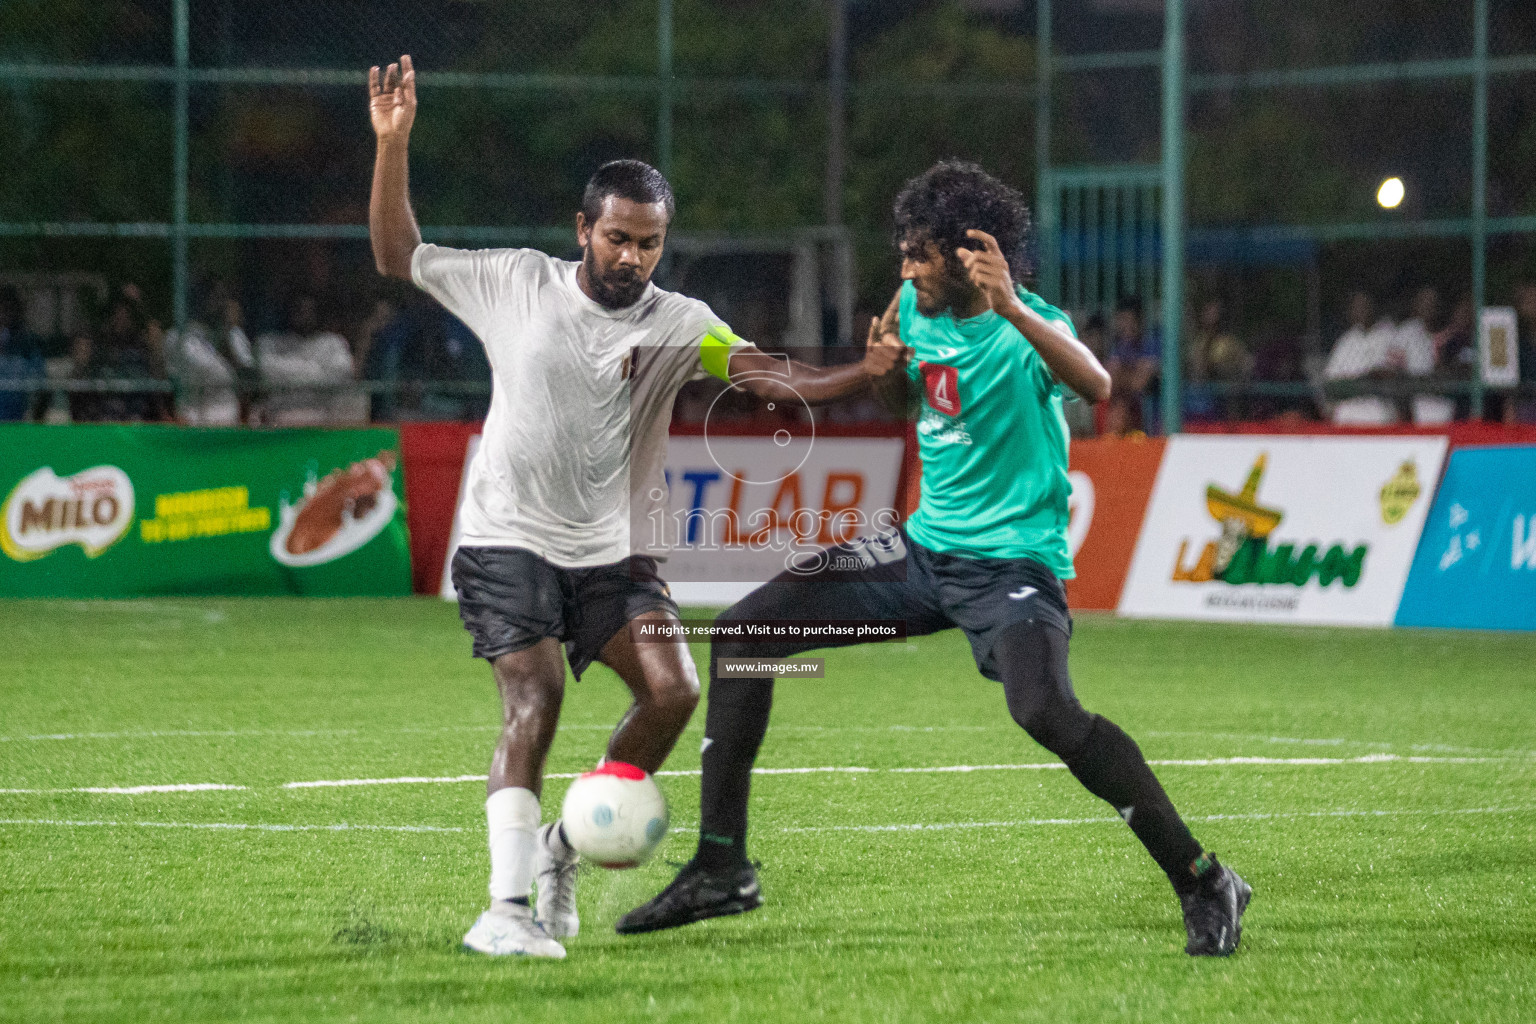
[486,787,540,904]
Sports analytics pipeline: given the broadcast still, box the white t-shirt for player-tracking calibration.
[1324,319,1401,425]
[165,320,253,426]
[412,243,737,567]
[1394,317,1437,377]
[256,329,361,426]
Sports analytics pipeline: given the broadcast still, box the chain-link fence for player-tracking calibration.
[2,0,1535,430]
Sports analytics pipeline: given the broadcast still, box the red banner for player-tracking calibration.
[399,422,479,594]
[1064,438,1166,610]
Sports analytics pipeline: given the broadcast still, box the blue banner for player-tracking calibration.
[1396,445,1536,630]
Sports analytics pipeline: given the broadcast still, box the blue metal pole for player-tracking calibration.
[1160,0,1185,434]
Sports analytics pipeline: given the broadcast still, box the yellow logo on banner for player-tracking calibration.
[139,486,271,544]
[1378,460,1420,525]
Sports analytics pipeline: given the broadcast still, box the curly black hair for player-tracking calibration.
[892,159,1032,281]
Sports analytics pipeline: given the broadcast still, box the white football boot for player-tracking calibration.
[535,821,581,939]
[462,902,566,958]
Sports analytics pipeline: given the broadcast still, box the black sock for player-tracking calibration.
[694,669,775,873]
[993,620,1207,895]
[1064,715,1207,894]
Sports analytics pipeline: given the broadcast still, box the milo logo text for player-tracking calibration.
[1,465,136,562]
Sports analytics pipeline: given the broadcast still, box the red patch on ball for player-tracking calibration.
[585,761,647,782]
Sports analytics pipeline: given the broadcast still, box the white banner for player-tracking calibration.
[441,434,905,607]
[660,436,905,606]
[1118,435,1447,626]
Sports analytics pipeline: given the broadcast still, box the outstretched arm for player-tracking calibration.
[369,55,421,281]
[724,315,909,405]
[958,229,1112,403]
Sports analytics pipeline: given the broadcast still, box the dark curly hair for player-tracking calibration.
[892,159,1032,282]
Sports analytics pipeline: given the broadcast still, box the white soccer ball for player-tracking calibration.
[559,762,670,869]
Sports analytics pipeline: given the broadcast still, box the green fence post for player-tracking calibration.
[1160,0,1186,435]
[1471,0,1488,419]
[657,0,673,181]
[1035,0,1057,302]
[172,0,190,329]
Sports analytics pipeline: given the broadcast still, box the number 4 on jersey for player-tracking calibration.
[919,361,961,417]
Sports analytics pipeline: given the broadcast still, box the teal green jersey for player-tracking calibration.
[900,280,1077,578]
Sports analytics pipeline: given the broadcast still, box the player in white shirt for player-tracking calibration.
[367,55,903,959]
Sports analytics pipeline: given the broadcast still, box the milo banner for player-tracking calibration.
[0,425,412,597]
[1118,435,1447,626]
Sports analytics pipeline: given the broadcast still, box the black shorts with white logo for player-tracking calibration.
[726,527,1071,681]
[451,546,679,679]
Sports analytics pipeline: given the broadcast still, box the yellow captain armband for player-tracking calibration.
[700,326,744,382]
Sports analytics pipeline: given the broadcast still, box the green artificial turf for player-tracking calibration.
[1,598,1532,1023]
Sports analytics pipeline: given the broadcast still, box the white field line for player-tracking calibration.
[0,783,246,795]
[0,818,463,833]
[3,755,1523,798]
[284,774,486,790]
[6,725,1532,760]
[1142,730,1534,758]
[270,753,1513,791]
[781,804,1536,833]
[3,804,1532,837]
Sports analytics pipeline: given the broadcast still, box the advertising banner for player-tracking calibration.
[1064,438,1165,611]
[0,424,412,597]
[1118,435,1447,626]
[436,433,906,607]
[1395,445,1536,631]
[659,435,906,605]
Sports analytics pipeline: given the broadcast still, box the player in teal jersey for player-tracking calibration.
[620,161,1251,956]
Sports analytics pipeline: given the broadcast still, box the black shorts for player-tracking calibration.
[451,546,680,679]
[727,527,1072,681]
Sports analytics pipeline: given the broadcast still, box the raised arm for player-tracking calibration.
[958,229,1112,403]
[867,290,917,416]
[724,312,909,405]
[368,55,422,280]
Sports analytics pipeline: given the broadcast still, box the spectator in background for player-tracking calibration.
[1247,325,1314,422]
[1434,296,1477,418]
[1395,285,1454,425]
[362,296,490,422]
[256,292,363,426]
[0,286,45,422]
[1184,298,1249,422]
[1323,290,1401,425]
[1078,312,1107,361]
[1074,313,1109,435]
[351,296,395,391]
[1104,297,1161,433]
[163,277,255,426]
[70,284,172,423]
